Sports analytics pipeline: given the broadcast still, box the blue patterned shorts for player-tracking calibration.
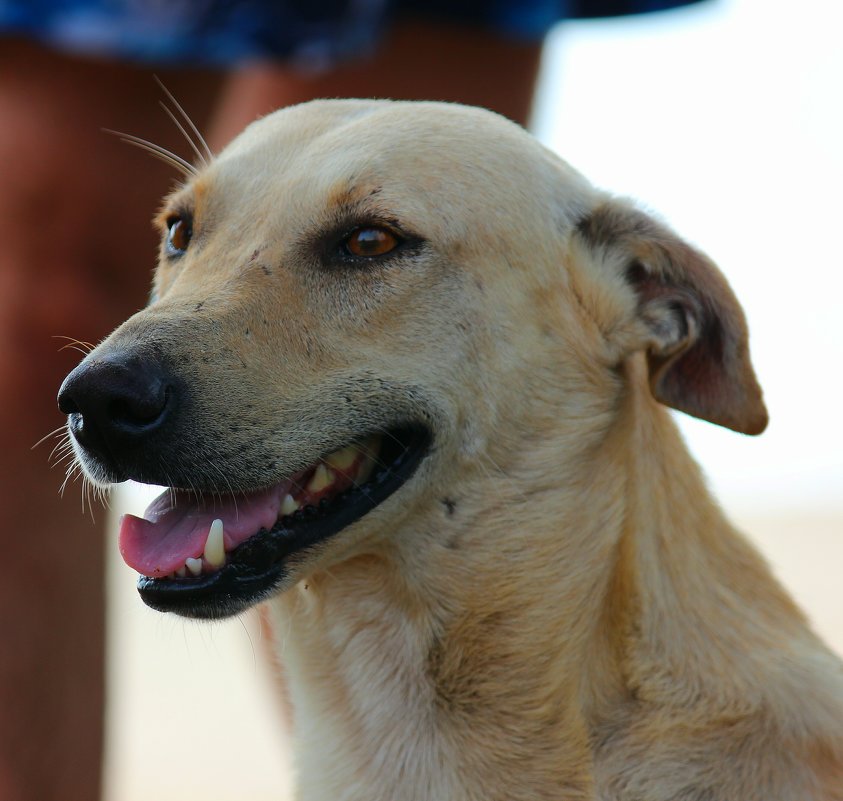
[0,0,704,68]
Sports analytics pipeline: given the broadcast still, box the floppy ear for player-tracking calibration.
[576,200,768,435]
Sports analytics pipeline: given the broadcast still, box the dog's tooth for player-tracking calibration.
[185,557,203,577]
[325,445,357,471]
[356,457,376,485]
[355,436,381,484]
[175,566,187,578]
[308,463,334,493]
[204,518,226,568]
[281,494,299,516]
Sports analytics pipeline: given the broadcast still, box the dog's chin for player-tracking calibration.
[126,424,431,619]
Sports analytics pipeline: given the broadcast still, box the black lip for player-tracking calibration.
[137,425,431,619]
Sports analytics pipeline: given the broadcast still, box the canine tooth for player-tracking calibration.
[308,463,334,493]
[175,566,187,578]
[185,557,202,577]
[281,494,299,516]
[325,445,357,471]
[357,457,376,485]
[204,519,226,568]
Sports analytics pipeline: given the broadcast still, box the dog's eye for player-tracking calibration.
[344,226,400,258]
[166,216,192,255]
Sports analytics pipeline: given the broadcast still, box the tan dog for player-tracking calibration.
[59,100,843,800]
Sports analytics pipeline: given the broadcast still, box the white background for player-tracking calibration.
[534,0,843,514]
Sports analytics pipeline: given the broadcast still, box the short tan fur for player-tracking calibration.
[80,100,843,799]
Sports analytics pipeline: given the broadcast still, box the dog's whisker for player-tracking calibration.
[181,472,203,508]
[154,75,213,164]
[48,446,69,466]
[50,436,76,459]
[79,476,91,516]
[32,424,69,451]
[206,461,239,521]
[50,434,75,453]
[199,459,226,507]
[81,475,94,519]
[51,449,77,467]
[50,450,78,471]
[158,101,207,169]
[157,467,181,510]
[97,484,113,511]
[53,335,96,354]
[234,615,259,677]
[58,466,75,498]
[104,129,197,177]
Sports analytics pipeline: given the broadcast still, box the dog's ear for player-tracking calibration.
[575,200,768,435]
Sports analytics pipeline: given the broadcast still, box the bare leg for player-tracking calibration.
[0,40,221,801]
[210,19,543,147]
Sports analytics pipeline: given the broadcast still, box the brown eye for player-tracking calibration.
[344,226,399,258]
[166,216,192,255]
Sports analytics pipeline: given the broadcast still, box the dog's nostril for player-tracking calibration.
[58,393,81,416]
[58,352,177,462]
[107,385,169,429]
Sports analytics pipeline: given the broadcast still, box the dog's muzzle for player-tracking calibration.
[58,347,432,618]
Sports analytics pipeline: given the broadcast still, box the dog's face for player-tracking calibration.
[59,100,767,618]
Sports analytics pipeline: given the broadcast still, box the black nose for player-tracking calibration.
[58,351,174,464]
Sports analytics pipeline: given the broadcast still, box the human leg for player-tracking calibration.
[0,41,221,801]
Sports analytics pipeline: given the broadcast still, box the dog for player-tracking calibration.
[58,99,843,800]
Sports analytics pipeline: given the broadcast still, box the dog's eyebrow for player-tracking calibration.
[314,192,398,235]
[325,179,382,210]
[155,178,209,228]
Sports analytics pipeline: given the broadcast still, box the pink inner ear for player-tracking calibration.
[636,268,767,434]
[577,200,768,435]
[627,260,768,436]
[626,262,699,353]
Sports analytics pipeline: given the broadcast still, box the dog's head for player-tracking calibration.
[58,99,766,618]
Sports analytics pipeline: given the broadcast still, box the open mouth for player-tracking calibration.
[127,425,430,619]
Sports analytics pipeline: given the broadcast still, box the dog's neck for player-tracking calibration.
[266,370,811,801]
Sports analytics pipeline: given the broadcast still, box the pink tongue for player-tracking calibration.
[118,481,295,577]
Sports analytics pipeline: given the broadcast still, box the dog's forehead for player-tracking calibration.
[209,99,593,227]
[223,99,524,166]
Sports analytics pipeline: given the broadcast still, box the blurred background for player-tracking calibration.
[4,0,840,798]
